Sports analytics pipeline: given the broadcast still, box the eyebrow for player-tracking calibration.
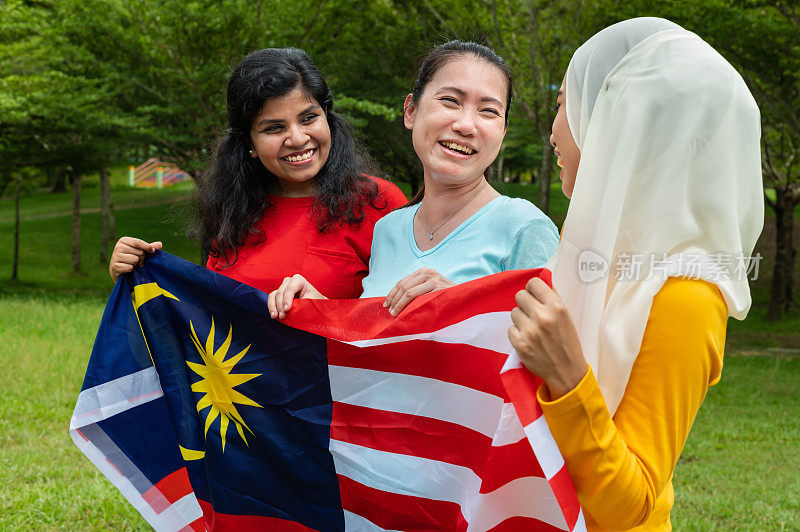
[255,104,320,128]
[438,86,503,107]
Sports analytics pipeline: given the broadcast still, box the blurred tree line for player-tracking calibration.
[0,0,798,319]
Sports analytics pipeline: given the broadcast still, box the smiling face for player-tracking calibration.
[249,86,331,197]
[550,79,581,198]
[404,56,508,188]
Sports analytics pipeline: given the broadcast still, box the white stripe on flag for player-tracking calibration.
[343,311,514,354]
[70,367,162,430]
[465,476,569,531]
[69,425,202,531]
[343,509,401,532]
[333,440,570,531]
[573,509,587,532]
[491,402,526,447]
[524,416,565,480]
[329,365,504,438]
[330,439,481,512]
[500,351,524,373]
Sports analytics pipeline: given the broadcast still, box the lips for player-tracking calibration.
[438,140,477,158]
[280,148,316,165]
[554,148,564,168]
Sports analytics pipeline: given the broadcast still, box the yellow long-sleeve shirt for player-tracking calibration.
[538,278,727,531]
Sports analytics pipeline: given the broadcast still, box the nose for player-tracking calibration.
[550,133,556,148]
[451,109,478,137]
[285,123,310,147]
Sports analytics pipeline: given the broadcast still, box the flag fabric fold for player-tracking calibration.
[69,251,584,531]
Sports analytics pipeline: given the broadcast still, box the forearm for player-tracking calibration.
[539,369,663,528]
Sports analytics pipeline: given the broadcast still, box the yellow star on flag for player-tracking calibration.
[187,318,262,452]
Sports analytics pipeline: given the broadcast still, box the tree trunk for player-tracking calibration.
[408,170,420,198]
[784,196,797,314]
[100,167,110,263]
[495,152,505,183]
[767,190,798,319]
[51,168,67,193]
[109,198,116,243]
[536,138,553,215]
[12,174,20,280]
[72,174,82,273]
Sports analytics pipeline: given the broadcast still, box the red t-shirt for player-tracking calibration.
[206,177,407,298]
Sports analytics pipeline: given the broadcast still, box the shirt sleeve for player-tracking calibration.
[501,215,560,270]
[537,278,726,529]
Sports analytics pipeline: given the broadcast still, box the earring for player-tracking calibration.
[249,149,254,156]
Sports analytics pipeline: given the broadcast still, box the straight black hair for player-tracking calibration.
[407,41,513,206]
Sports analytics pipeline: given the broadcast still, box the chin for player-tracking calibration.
[428,165,484,185]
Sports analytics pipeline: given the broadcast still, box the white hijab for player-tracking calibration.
[549,18,764,415]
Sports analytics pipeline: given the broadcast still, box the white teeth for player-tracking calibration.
[442,142,474,155]
[284,149,314,162]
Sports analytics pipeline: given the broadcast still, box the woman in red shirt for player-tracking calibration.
[109,48,406,296]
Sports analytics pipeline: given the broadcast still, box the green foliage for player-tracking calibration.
[0,0,143,180]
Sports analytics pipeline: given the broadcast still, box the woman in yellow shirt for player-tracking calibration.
[509,18,764,530]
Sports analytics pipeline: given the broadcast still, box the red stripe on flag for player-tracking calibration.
[328,340,506,397]
[142,467,194,514]
[478,439,546,494]
[284,268,550,341]
[331,402,492,475]
[548,467,582,530]
[177,517,204,532]
[197,500,319,531]
[501,367,544,426]
[486,515,569,532]
[338,474,468,532]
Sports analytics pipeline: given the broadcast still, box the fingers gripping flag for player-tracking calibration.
[69,252,585,531]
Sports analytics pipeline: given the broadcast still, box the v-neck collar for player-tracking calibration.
[408,197,502,257]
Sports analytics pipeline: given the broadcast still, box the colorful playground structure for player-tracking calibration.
[129,158,191,188]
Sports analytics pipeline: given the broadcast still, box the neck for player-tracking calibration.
[419,175,488,225]
[271,180,315,198]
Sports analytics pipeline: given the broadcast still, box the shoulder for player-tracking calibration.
[489,196,559,238]
[493,195,551,222]
[373,204,413,232]
[365,175,408,209]
[646,278,728,363]
[651,277,727,319]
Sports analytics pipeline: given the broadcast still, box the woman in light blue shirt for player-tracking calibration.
[361,195,557,299]
[268,41,558,318]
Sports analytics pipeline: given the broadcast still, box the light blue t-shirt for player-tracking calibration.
[360,195,559,297]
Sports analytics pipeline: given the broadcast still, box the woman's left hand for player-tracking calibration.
[384,268,455,316]
[508,277,588,400]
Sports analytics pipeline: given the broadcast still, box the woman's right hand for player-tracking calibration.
[109,237,163,282]
[268,274,327,319]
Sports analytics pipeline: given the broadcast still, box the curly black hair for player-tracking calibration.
[195,48,381,266]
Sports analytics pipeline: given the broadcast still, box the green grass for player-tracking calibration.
[673,353,800,530]
[0,182,199,297]
[0,293,147,530]
[0,175,798,529]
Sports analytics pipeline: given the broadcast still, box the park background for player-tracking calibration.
[1,0,798,529]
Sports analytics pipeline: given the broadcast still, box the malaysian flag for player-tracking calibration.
[70,251,584,531]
